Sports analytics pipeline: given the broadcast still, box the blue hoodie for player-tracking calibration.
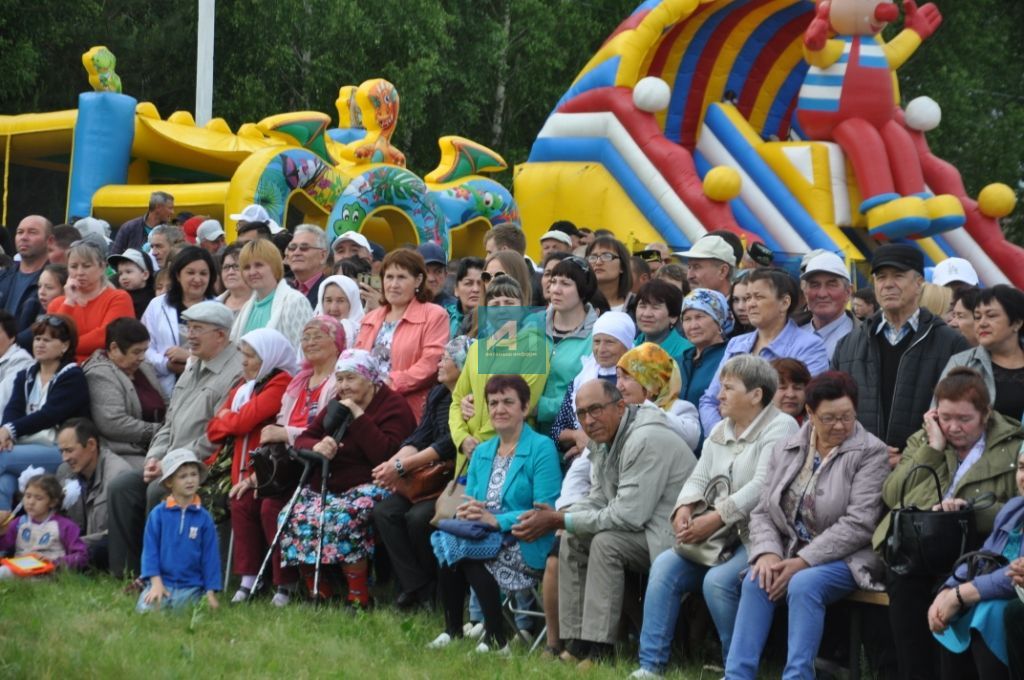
[141,496,221,591]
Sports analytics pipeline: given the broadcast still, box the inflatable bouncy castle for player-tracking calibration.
[514,0,1023,286]
[0,47,517,254]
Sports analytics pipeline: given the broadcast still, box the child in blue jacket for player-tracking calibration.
[136,448,221,612]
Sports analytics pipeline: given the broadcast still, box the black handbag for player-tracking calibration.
[249,442,302,498]
[883,464,995,577]
[948,550,1009,583]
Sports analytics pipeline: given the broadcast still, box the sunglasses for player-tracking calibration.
[481,271,506,284]
[565,255,591,272]
[39,315,68,329]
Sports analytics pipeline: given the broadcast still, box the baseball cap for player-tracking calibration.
[871,244,924,276]
[196,219,226,243]
[159,448,209,485]
[540,230,573,247]
[634,249,663,265]
[800,252,850,281]
[181,216,205,244]
[180,300,234,330]
[417,242,447,266]
[369,241,386,262]
[108,248,150,273]
[332,231,371,252]
[673,235,737,267]
[747,242,774,268]
[230,204,283,234]
[932,257,979,287]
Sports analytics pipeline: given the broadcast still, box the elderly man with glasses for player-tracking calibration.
[285,224,329,308]
[106,301,244,579]
[512,379,696,668]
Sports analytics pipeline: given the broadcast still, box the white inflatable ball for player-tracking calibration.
[633,77,672,113]
[905,96,941,132]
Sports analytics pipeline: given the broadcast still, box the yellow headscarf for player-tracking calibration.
[616,342,681,410]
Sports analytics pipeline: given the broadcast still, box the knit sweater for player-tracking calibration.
[230,278,313,348]
[48,286,136,364]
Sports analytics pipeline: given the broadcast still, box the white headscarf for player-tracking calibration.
[230,328,300,411]
[592,311,635,350]
[314,275,364,348]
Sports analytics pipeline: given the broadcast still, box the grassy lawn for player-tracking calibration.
[0,573,728,679]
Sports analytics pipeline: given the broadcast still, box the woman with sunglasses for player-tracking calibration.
[0,314,91,515]
[140,246,218,394]
[585,236,633,313]
[537,256,600,438]
[449,276,547,465]
[46,241,135,364]
[482,251,534,306]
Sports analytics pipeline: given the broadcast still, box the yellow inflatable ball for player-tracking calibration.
[978,183,1017,219]
[703,167,741,202]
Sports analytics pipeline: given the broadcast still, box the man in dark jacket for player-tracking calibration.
[110,191,174,255]
[0,215,51,332]
[832,244,969,465]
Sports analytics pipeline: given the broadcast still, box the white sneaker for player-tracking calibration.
[230,588,251,604]
[628,669,663,678]
[271,590,291,608]
[474,641,511,656]
[466,622,485,640]
[428,632,453,649]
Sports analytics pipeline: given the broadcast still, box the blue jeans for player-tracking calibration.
[725,559,855,680]
[135,584,204,613]
[638,546,747,672]
[0,444,62,510]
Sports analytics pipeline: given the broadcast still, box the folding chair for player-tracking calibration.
[502,584,547,653]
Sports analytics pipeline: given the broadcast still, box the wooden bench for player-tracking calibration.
[846,590,890,679]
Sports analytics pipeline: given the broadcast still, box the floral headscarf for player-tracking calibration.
[335,348,387,385]
[445,335,472,371]
[616,342,681,410]
[682,288,734,335]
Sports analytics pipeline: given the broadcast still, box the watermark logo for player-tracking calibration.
[476,306,548,375]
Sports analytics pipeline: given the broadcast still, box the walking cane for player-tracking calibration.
[251,453,316,596]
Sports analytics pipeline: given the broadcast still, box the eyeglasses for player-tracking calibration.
[575,401,618,422]
[286,243,325,253]
[39,315,67,329]
[184,324,218,338]
[587,252,619,264]
[221,263,240,272]
[481,271,506,284]
[815,412,857,426]
[565,255,591,272]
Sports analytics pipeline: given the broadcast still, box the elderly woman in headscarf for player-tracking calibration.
[372,335,472,610]
[314,274,365,350]
[204,328,298,603]
[616,342,701,452]
[679,288,732,409]
[278,349,416,608]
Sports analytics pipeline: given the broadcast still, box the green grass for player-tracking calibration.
[0,574,727,679]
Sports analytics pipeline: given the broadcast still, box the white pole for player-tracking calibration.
[195,0,215,126]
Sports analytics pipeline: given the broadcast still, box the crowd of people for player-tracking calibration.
[1,194,1023,680]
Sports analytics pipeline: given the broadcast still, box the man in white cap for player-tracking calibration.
[106,300,243,578]
[230,204,283,243]
[674,234,736,297]
[799,252,855,359]
[931,257,979,293]
[332,231,373,265]
[540,230,574,258]
[195,219,226,255]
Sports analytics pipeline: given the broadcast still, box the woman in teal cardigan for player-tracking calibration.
[430,374,562,653]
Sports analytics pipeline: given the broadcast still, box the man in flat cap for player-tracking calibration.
[107,301,244,578]
[832,244,968,465]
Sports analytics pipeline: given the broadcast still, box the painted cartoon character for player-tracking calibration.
[331,202,367,240]
[82,46,122,94]
[796,0,964,240]
[345,79,406,167]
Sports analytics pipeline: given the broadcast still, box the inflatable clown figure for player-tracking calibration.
[796,0,965,240]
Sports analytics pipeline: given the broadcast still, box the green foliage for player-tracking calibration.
[890,0,1024,240]
[0,0,1020,242]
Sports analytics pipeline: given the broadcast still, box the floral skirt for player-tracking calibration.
[278,483,390,566]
